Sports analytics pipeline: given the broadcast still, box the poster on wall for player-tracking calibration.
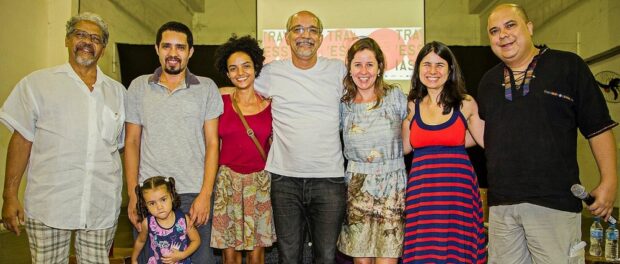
[257,0,425,81]
[262,27,423,80]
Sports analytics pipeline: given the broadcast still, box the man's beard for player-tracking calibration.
[74,43,97,66]
[164,56,184,75]
[164,66,184,75]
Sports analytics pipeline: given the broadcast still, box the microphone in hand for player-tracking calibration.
[571,184,616,224]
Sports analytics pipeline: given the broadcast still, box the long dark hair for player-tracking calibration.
[408,41,466,114]
[341,37,398,109]
[135,176,181,221]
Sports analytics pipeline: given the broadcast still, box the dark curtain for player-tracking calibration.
[116,43,232,88]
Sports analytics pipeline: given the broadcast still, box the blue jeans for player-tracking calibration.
[270,174,346,264]
[134,193,215,263]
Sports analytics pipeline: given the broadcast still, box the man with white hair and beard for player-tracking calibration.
[0,12,125,263]
[124,21,222,263]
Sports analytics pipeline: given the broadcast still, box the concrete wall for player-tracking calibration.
[80,0,194,81]
[425,0,480,45]
[193,0,256,44]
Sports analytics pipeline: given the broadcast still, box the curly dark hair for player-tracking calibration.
[408,41,466,114]
[214,35,265,78]
[135,176,181,221]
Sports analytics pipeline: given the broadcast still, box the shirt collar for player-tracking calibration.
[148,67,200,88]
[54,63,106,87]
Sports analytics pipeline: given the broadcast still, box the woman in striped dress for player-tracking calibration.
[402,41,486,264]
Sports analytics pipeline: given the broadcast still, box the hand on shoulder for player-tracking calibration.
[405,101,416,121]
[460,94,478,117]
[219,87,235,95]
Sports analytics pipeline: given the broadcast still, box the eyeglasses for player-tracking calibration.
[72,30,103,45]
[288,26,321,36]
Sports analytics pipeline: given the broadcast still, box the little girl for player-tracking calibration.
[131,176,201,264]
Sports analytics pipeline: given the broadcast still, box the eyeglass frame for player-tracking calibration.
[70,29,104,45]
[287,26,322,36]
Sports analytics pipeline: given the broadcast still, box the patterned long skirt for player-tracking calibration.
[210,165,276,250]
[337,169,406,258]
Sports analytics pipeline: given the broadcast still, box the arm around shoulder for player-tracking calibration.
[219,87,235,95]
[402,101,414,155]
[463,95,485,148]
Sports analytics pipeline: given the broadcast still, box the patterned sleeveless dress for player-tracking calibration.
[403,101,486,264]
[147,209,191,264]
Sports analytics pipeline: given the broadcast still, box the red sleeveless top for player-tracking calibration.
[410,101,466,148]
[218,94,272,174]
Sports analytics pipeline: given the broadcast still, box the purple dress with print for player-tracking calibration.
[147,209,191,264]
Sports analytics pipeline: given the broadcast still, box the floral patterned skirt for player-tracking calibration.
[210,165,276,250]
[337,169,406,258]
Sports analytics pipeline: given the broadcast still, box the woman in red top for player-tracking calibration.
[211,35,275,264]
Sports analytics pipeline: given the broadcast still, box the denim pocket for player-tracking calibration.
[326,177,346,184]
[271,173,284,182]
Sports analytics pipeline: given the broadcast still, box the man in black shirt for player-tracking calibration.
[478,3,617,263]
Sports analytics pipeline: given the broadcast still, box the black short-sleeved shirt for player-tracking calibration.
[478,47,617,213]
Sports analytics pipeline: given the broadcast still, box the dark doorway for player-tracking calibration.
[116,43,233,88]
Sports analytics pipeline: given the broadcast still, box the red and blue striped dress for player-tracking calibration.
[403,102,486,264]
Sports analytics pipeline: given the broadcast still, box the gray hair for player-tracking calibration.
[66,12,109,46]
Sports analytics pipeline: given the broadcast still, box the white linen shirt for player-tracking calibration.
[0,63,125,230]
